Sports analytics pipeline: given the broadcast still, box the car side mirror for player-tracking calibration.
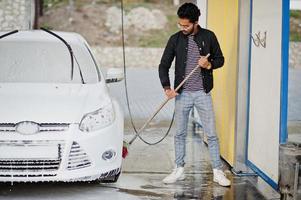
[105,68,124,83]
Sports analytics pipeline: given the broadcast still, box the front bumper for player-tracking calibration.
[0,100,124,182]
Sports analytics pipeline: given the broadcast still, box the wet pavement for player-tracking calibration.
[119,125,270,200]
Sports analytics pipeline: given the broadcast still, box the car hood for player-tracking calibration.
[0,83,111,124]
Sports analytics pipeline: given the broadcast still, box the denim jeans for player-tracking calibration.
[174,90,223,169]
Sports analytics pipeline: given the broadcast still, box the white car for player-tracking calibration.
[0,30,124,182]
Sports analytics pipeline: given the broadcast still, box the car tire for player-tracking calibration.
[102,171,121,183]
[96,171,121,183]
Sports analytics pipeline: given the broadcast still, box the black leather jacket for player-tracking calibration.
[158,26,224,93]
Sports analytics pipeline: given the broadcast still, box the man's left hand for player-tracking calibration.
[198,56,211,69]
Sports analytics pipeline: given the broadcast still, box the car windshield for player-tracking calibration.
[0,40,100,83]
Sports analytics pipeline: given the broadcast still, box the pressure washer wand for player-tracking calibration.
[127,53,210,146]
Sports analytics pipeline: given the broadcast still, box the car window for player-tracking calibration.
[0,40,99,84]
[71,42,101,83]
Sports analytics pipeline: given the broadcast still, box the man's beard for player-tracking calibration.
[182,24,195,35]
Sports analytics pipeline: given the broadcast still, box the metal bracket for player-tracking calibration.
[251,31,267,48]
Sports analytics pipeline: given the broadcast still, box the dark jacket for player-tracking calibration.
[158,26,224,93]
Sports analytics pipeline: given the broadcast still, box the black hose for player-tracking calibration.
[120,0,175,145]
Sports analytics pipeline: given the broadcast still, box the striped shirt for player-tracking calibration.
[183,35,203,91]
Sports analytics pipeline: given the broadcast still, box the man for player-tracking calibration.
[158,3,231,187]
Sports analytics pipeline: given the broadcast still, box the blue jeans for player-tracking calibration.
[174,90,223,169]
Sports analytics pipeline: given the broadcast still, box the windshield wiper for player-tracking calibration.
[0,30,18,39]
[41,28,85,83]
[74,55,85,84]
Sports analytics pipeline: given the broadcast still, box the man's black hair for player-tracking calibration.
[177,3,200,23]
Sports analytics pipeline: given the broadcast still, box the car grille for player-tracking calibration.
[67,142,92,170]
[0,140,64,177]
[0,123,70,133]
[0,160,60,173]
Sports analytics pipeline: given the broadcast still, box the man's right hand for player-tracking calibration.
[165,89,178,99]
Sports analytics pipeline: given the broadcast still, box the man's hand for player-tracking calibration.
[198,56,212,69]
[165,89,178,99]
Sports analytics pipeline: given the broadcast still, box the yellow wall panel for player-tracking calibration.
[207,0,239,166]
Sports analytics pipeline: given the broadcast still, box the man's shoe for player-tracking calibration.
[213,169,231,187]
[162,167,185,184]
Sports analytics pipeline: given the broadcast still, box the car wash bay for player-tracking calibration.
[0,0,297,199]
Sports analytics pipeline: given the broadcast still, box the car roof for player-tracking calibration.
[0,30,87,45]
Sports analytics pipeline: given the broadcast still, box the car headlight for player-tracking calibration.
[79,103,115,132]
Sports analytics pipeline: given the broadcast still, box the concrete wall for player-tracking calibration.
[91,47,165,68]
[0,0,35,31]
